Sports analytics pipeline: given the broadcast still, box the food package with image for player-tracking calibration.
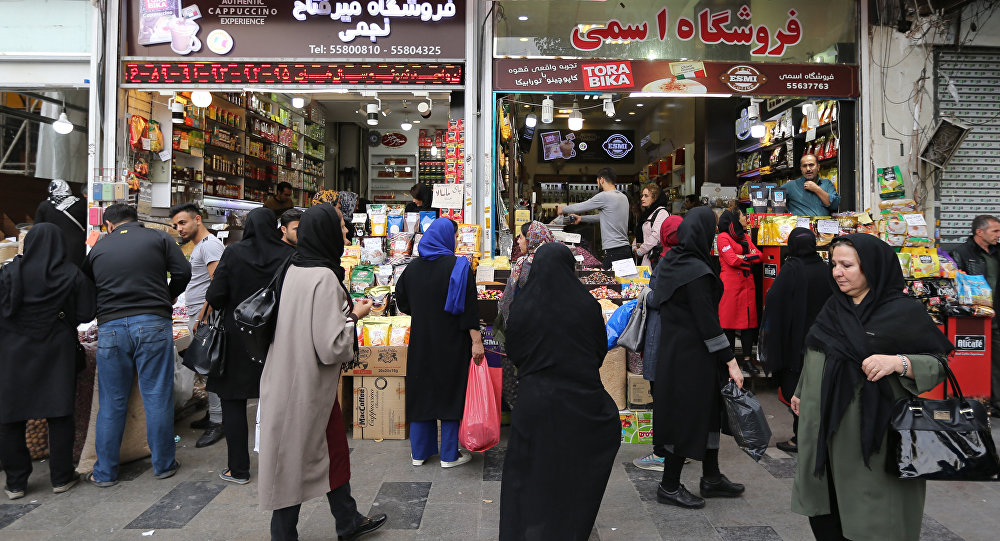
[138,0,181,45]
[352,213,368,238]
[366,285,393,317]
[388,316,411,346]
[350,265,376,294]
[362,318,391,346]
[456,224,481,255]
[419,211,437,232]
[386,215,405,236]
[360,237,386,265]
[389,232,413,257]
[877,165,906,200]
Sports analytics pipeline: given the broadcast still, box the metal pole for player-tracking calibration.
[87,0,102,226]
[0,120,27,170]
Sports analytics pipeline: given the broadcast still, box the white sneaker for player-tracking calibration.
[411,454,426,466]
[441,450,472,468]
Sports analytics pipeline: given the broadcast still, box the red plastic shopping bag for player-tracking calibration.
[459,358,501,452]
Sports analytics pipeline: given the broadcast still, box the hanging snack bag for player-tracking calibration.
[350,265,376,294]
[388,316,412,346]
[366,285,393,317]
[405,212,420,233]
[387,214,405,236]
[419,211,437,232]
[361,237,386,265]
[412,233,423,257]
[148,120,164,152]
[955,273,993,309]
[389,232,413,257]
[352,213,368,238]
[896,252,912,279]
[908,251,940,279]
[456,224,481,254]
[362,319,391,346]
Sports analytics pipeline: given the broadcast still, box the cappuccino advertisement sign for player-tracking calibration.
[537,130,635,164]
[123,0,467,60]
[496,59,858,97]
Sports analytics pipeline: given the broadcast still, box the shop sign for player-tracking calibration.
[603,134,633,159]
[763,263,778,280]
[735,108,753,141]
[537,130,635,164]
[495,59,858,98]
[954,335,986,353]
[381,132,408,147]
[123,0,466,61]
[582,61,634,90]
[121,61,463,86]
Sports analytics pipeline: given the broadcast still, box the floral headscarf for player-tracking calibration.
[311,190,339,207]
[499,221,555,322]
[47,179,79,210]
[339,191,359,217]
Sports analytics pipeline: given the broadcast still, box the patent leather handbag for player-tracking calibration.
[182,309,226,377]
[233,255,291,365]
[888,357,1000,481]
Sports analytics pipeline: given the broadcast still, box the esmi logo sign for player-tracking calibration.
[955,334,986,352]
[602,134,633,159]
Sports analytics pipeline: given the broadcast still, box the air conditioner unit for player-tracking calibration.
[919,117,972,169]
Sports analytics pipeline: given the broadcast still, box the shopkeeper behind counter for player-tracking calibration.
[784,154,840,217]
[558,168,631,269]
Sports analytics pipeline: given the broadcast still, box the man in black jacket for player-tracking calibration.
[950,215,1000,416]
[82,204,191,486]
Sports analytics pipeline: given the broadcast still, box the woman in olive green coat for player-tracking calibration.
[790,235,951,541]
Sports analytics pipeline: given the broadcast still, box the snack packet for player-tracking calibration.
[388,316,411,346]
[456,224,481,254]
[387,214,405,236]
[360,237,386,265]
[896,252,911,278]
[362,319,391,346]
[955,273,993,308]
[909,251,940,279]
[352,213,368,238]
[350,265,375,294]
[375,265,394,286]
[389,232,413,257]
[369,214,388,237]
[366,285,393,317]
[419,211,437,232]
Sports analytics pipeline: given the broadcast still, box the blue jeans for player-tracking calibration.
[94,314,176,481]
[410,420,460,462]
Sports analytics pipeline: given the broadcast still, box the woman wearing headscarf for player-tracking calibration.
[650,207,745,509]
[337,191,360,242]
[404,183,432,213]
[495,221,555,408]
[633,182,670,268]
[716,206,762,376]
[34,179,87,267]
[396,217,483,467]
[791,235,951,541]
[758,228,832,454]
[311,190,340,208]
[500,243,620,539]
[205,207,294,484]
[258,204,386,541]
[0,224,95,498]
[632,214,682,472]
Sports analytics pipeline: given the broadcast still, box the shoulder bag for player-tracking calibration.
[617,287,651,353]
[233,255,292,365]
[182,309,226,377]
[888,356,1000,481]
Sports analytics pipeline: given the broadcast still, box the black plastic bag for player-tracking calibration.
[721,381,772,462]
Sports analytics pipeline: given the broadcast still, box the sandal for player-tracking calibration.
[87,472,118,488]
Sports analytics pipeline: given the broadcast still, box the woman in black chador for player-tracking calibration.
[500,243,620,540]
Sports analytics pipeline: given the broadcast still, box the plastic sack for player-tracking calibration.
[721,381,772,462]
[605,299,638,350]
[459,359,501,453]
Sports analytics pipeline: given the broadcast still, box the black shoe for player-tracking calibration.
[656,483,705,509]
[339,513,388,540]
[776,440,798,453]
[700,475,745,498]
[740,361,760,377]
[195,423,224,448]
[189,411,211,429]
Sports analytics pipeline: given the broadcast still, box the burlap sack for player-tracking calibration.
[600,346,628,410]
[76,374,151,474]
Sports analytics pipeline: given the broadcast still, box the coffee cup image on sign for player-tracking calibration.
[137,0,182,45]
[169,17,202,55]
[641,77,708,94]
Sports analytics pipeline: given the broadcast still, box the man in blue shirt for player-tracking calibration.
[783,154,840,216]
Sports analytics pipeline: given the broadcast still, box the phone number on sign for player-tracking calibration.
[785,82,831,90]
[325,45,443,56]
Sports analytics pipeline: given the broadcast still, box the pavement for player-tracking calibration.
[1,382,999,541]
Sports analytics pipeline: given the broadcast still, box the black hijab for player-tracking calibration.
[716,209,748,252]
[291,203,347,282]
[634,191,669,243]
[0,223,81,329]
[650,206,720,307]
[806,234,953,474]
[758,228,830,375]
[507,243,603,377]
[233,207,294,273]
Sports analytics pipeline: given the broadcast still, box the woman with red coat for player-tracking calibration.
[716,207,761,376]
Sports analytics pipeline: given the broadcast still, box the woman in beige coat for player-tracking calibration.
[257,204,386,541]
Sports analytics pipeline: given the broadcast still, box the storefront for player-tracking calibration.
[489,0,861,256]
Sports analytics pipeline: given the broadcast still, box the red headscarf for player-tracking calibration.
[659,215,683,254]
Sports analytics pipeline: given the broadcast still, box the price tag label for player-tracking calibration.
[903,213,927,226]
[817,220,839,234]
[806,128,817,142]
[563,232,582,244]
[476,265,495,283]
[432,184,464,209]
[611,258,638,278]
[796,217,812,229]
[158,149,172,162]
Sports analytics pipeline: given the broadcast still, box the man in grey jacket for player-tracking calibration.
[559,167,632,269]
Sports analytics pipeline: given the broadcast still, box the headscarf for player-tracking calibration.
[716,209,748,252]
[292,203,349,282]
[506,243,602,377]
[47,179,79,210]
[758,228,830,376]
[236,207,294,272]
[0,223,81,331]
[338,191,359,217]
[418,217,470,315]
[658,215,683,254]
[650,207,720,307]
[635,190,670,243]
[311,190,339,207]
[499,221,555,322]
[805,234,954,475]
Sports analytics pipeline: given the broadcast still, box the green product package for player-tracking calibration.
[877,165,905,199]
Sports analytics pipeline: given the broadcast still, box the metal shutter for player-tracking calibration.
[936,49,1000,244]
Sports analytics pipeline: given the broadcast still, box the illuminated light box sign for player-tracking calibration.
[121,62,463,86]
[537,130,635,164]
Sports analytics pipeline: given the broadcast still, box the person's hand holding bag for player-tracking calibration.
[727,358,745,389]
[352,298,373,320]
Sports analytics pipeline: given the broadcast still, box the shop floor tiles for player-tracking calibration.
[0,503,40,529]
[371,481,431,530]
[124,480,226,529]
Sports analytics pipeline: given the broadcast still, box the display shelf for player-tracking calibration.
[172,147,204,158]
[204,142,241,155]
[736,137,791,154]
[204,168,243,179]
[207,117,243,132]
[173,123,205,132]
[737,168,765,179]
[795,121,838,140]
[247,132,302,154]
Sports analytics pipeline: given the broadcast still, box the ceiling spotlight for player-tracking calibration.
[52,112,74,135]
[401,117,413,131]
[614,118,622,122]
[750,119,766,139]
[568,100,583,131]
[190,91,213,108]
[518,15,528,21]
[417,98,432,119]
[541,96,554,124]
[366,103,379,126]
[525,113,537,128]
[171,97,185,124]
[636,103,645,107]
[603,97,615,117]
[292,96,305,108]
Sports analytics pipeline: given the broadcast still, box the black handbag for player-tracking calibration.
[888,357,1000,481]
[182,310,226,377]
[232,256,291,365]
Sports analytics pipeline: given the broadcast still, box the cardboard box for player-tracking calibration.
[627,372,653,410]
[600,347,627,410]
[352,376,407,440]
[342,346,407,376]
[620,410,654,444]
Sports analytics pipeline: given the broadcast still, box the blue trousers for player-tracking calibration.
[410,420,460,462]
[93,314,176,481]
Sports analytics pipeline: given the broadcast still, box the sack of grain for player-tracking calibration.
[26,419,49,460]
[76,373,151,474]
[599,347,627,410]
